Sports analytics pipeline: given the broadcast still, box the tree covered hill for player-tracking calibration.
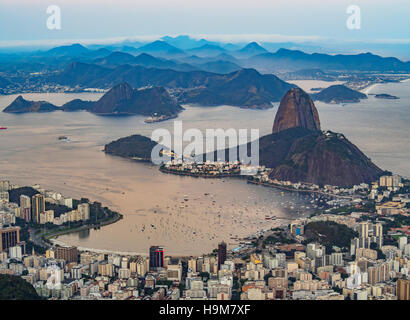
[0,275,41,300]
[304,221,358,251]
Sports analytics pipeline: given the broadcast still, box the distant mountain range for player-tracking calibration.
[177,69,294,108]
[235,42,268,57]
[1,39,409,78]
[244,49,410,72]
[49,64,294,108]
[45,43,91,57]
[93,52,197,72]
[187,44,227,57]
[132,40,185,58]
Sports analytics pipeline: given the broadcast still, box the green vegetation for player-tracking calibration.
[199,272,210,282]
[45,202,71,217]
[8,187,72,218]
[304,221,358,252]
[263,232,293,245]
[324,202,376,216]
[8,187,39,204]
[0,275,41,300]
[104,134,164,161]
[378,215,410,234]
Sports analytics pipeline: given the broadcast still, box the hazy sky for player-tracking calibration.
[0,0,409,46]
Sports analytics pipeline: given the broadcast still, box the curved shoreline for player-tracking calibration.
[246,179,352,199]
[40,212,123,245]
[50,239,147,257]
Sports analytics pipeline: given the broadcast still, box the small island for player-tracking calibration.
[104,134,169,162]
[374,93,399,100]
[311,84,367,104]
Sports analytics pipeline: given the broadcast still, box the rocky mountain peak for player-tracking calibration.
[272,88,321,133]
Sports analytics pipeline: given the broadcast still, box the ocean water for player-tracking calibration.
[0,80,408,255]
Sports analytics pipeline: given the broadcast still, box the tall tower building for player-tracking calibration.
[373,223,383,248]
[373,223,383,238]
[32,194,45,224]
[218,241,227,270]
[20,195,31,222]
[359,222,369,238]
[149,246,164,271]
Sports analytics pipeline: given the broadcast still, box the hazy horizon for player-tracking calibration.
[1,0,410,58]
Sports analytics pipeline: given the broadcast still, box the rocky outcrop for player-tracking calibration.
[91,82,183,116]
[209,126,383,187]
[3,96,59,113]
[267,129,383,187]
[90,82,134,114]
[272,88,321,133]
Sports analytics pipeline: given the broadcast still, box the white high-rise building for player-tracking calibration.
[404,243,410,257]
[9,245,23,260]
[399,236,408,251]
[77,203,90,221]
[331,252,344,266]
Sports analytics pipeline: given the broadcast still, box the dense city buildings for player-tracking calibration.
[0,175,408,301]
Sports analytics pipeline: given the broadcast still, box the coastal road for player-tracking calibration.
[29,228,50,249]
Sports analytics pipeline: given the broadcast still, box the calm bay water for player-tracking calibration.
[0,80,409,255]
